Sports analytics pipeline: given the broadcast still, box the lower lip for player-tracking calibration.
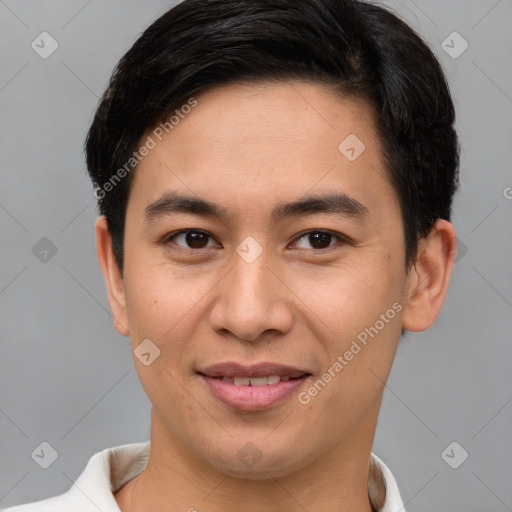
[199,374,310,411]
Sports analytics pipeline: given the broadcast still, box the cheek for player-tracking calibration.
[290,256,403,340]
[291,254,404,398]
[123,258,208,340]
[122,263,201,404]
[296,279,403,436]
[122,259,220,392]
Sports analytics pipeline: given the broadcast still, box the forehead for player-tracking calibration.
[127,80,398,224]
[176,81,378,164]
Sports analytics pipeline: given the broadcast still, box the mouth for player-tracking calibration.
[197,361,312,411]
[205,375,301,385]
[198,361,310,379]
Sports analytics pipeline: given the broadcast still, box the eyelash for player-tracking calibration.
[163,229,349,252]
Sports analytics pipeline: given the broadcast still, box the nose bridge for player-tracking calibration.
[209,242,293,340]
[231,248,273,305]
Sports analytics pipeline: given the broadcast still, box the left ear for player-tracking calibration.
[401,219,457,332]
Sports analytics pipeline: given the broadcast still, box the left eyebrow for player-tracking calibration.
[143,191,368,224]
[270,192,368,223]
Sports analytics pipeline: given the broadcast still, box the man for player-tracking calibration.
[5,0,459,510]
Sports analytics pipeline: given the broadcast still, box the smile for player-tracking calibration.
[216,375,291,386]
[199,373,311,411]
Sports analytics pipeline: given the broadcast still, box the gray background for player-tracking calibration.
[0,1,511,510]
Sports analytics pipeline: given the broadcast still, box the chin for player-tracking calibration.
[201,440,311,480]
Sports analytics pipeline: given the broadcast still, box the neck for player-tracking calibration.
[116,401,383,512]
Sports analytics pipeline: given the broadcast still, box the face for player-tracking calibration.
[98,81,448,479]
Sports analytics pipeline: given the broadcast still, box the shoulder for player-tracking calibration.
[2,442,150,512]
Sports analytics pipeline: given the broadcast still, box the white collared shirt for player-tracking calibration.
[3,442,405,512]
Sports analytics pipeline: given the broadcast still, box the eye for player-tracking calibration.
[166,230,219,250]
[292,230,346,250]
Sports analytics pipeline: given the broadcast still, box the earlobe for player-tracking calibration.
[401,219,457,332]
[95,216,130,337]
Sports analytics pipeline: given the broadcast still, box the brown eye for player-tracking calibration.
[186,231,210,248]
[308,231,332,249]
[169,230,217,249]
[293,230,343,250]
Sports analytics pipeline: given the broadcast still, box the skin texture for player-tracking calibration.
[95,81,457,512]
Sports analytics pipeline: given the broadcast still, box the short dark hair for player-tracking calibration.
[85,0,460,273]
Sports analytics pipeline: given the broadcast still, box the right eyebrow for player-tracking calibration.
[144,193,229,223]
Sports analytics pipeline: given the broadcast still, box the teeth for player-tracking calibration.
[221,375,293,386]
[249,376,268,386]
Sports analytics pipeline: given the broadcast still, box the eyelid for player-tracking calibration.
[164,229,221,249]
[289,229,350,250]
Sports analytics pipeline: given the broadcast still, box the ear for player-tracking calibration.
[401,219,457,332]
[95,216,130,337]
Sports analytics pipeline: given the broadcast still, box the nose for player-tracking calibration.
[209,248,293,341]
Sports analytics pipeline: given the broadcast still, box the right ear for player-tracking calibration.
[95,216,130,337]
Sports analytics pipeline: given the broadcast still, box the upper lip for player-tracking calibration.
[198,362,310,379]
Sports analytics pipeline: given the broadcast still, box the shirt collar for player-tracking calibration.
[58,442,406,512]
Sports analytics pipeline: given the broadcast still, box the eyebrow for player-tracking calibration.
[144,191,368,224]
